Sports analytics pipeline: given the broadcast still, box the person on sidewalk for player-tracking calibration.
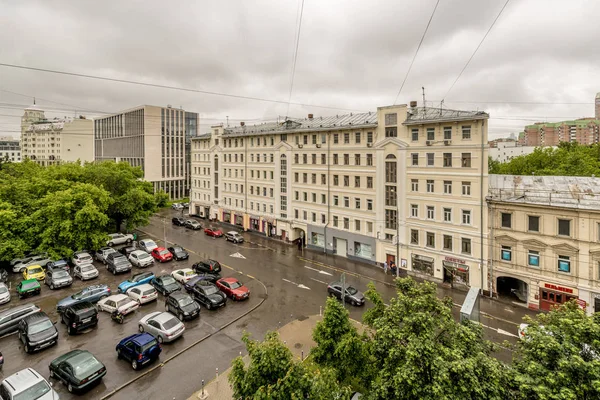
[390,261,397,276]
[383,261,388,274]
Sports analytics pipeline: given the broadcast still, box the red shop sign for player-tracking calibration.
[576,299,587,310]
[544,283,574,294]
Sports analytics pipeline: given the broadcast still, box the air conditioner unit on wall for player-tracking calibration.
[444,139,451,146]
[367,143,373,147]
[298,144,303,148]
[426,140,434,146]
[316,144,321,148]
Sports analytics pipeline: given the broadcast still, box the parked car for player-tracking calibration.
[171,268,197,284]
[47,259,70,273]
[49,350,106,393]
[97,294,140,315]
[10,252,47,268]
[151,275,182,296]
[127,284,158,305]
[56,284,111,313]
[18,311,58,353]
[23,265,45,281]
[151,247,173,263]
[106,253,133,275]
[45,269,73,290]
[183,274,218,292]
[138,311,185,343]
[172,217,185,226]
[73,264,99,281]
[12,254,53,273]
[171,203,183,210]
[16,279,41,299]
[204,227,223,237]
[118,271,155,293]
[138,239,158,253]
[94,247,117,264]
[168,245,189,261]
[60,301,98,335]
[327,282,365,306]
[165,292,200,321]
[192,259,222,277]
[182,202,189,208]
[0,283,10,305]
[71,251,93,267]
[190,282,227,310]
[0,368,59,400]
[224,231,244,243]
[216,277,250,301]
[0,268,7,283]
[129,250,155,268]
[0,304,41,336]
[119,245,137,257]
[107,232,134,246]
[116,333,161,370]
[184,220,202,230]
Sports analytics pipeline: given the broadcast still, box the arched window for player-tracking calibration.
[386,154,397,159]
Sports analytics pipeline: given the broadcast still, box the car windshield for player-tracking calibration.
[143,289,155,296]
[140,338,158,352]
[81,265,95,272]
[229,281,242,289]
[29,267,43,274]
[53,271,69,279]
[204,286,219,295]
[162,276,176,285]
[116,298,133,308]
[347,287,358,295]
[159,250,170,256]
[139,253,151,260]
[115,258,129,266]
[23,281,39,290]
[71,353,103,380]
[53,260,67,267]
[162,317,180,330]
[28,319,54,334]
[0,286,7,294]
[13,380,51,400]
[78,254,92,261]
[178,297,194,307]
[172,247,183,252]
[144,241,156,247]
[72,291,84,299]
[185,271,195,277]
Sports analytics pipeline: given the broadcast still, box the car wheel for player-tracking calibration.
[25,343,30,353]
[49,369,55,378]
[178,312,184,321]
[68,326,75,335]
[68,383,74,393]
[117,349,122,359]
[20,267,25,273]
[112,269,116,275]
[108,242,114,247]
[132,360,138,370]
[46,262,52,268]
[165,304,170,311]
[138,325,144,333]
[61,316,65,324]
[126,239,132,244]
[206,302,212,310]
[157,335,164,344]
[50,283,54,290]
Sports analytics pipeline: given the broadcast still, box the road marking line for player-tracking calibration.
[224,265,235,270]
[304,265,333,276]
[310,278,328,285]
[498,328,519,338]
[282,278,295,284]
[246,274,256,279]
[230,252,246,259]
[304,266,320,273]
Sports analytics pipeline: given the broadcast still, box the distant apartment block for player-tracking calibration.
[94,105,198,199]
[596,92,600,120]
[489,141,546,163]
[20,104,94,166]
[0,136,21,162]
[521,119,600,147]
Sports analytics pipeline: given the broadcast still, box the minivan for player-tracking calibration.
[0,304,41,336]
[61,301,99,335]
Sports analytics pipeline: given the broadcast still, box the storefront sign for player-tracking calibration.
[576,298,587,310]
[543,283,574,294]
[445,256,466,264]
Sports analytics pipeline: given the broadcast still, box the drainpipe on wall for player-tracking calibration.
[480,119,485,296]
[488,198,494,298]
[244,136,248,231]
[324,132,331,254]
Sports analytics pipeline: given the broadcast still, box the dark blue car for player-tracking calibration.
[116,333,161,370]
[56,284,111,313]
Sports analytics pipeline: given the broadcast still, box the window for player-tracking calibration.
[294,172,299,183]
[411,128,419,141]
[343,175,349,186]
[385,186,397,206]
[303,210,307,220]
[443,153,452,167]
[461,153,471,167]
[385,127,398,137]
[322,134,326,144]
[426,180,434,193]
[501,245,512,261]
[367,222,373,233]
[367,199,373,210]
[312,174,316,184]
[367,132,373,143]
[355,154,361,165]
[462,238,472,254]
[427,128,435,141]
[528,250,540,267]
[344,197,349,208]
[426,153,434,166]
[321,154,326,164]
[303,173,307,183]
[321,174,326,184]
[500,212,512,228]
[385,161,397,182]
[462,181,471,196]
[312,135,317,145]
[333,154,338,164]
[411,179,419,191]
[294,209,298,218]
[411,153,419,166]
[322,214,326,224]
[462,210,471,225]
[343,218,350,229]
[411,204,418,217]
[444,180,452,194]
[344,154,349,165]
[426,232,435,248]
[558,219,571,236]
[366,154,373,166]
[294,154,298,164]
[385,210,397,229]
[270,171,274,179]
[333,216,338,227]
[355,220,361,231]
[294,191,299,200]
[333,196,339,206]
[462,125,471,139]
[333,175,339,186]
[311,193,316,202]
[443,208,452,222]
[312,154,317,164]
[333,134,339,144]
[355,132,361,144]
[427,206,434,220]
[367,177,373,188]
[303,135,308,145]
[344,133,350,144]
[385,113,397,125]
[443,126,452,140]
[558,255,571,273]
[312,212,316,222]
[321,194,326,204]
[443,235,452,251]
[355,176,361,187]
[303,154,307,164]
[410,229,419,244]
[303,192,307,201]
[281,134,287,142]
[528,216,540,232]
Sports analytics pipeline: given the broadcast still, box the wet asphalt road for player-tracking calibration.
[0,209,526,399]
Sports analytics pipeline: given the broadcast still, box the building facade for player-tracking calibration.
[21,105,94,165]
[489,175,600,315]
[489,141,546,163]
[191,104,490,292]
[521,119,600,147]
[0,137,21,162]
[94,105,198,199]
[596,92,600,120]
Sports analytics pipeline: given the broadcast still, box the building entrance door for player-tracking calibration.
[335,238,347,256]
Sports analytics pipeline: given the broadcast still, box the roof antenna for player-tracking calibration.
[33,97,36,105]
[226,116,229,127]
[440,99,444,115]
[422,87,426,108]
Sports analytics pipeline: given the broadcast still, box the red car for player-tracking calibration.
[204,227,223,237]
[216,277,250,301]
[151,247,173,263]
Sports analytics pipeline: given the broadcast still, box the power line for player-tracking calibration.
[0,62,366,113]
[0,89,106,114]
[286,0,305,118]
[442,100,594,106]
[393,0,440,105]
[442,0,511,101]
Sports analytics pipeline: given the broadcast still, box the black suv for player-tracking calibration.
[165,292,200,321]
[192,259,222,278]
[190,282,226,310]
[106,253,133,275]
[61,301,99,335]
[18,311,59,353]
[172,217,185,226]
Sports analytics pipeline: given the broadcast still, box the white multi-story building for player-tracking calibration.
[191,103,490,291]
[489,141,545,163]
[0,136,21,162]
[21,104,94,166]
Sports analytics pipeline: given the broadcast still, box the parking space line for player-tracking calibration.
[310,277,328,285]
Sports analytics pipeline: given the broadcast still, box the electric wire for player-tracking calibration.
[286,0,305,118]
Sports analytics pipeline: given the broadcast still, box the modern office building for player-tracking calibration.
[94,105,198,199]
[0,136,21,162]
[191,103,490,291]
[20,104,94,165]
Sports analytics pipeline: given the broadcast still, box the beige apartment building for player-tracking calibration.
[0,136,21,162]
[489,175,600,315]
[191,103,490,292]
[21,104,94,165]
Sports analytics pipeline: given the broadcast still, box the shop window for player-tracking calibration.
[501,245,512,261]
[558,255,571,273]
[528,250,540,267]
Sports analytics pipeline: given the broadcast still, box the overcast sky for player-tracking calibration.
[1,0,599,139]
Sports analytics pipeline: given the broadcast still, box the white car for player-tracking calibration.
[107,233,134,246]
[97,294,140,315]
[127,284,158,305]
[171,268,197,283]
[138,311,185,343]
[0,368,59,400]
[72,251,93,267]
[0,283,10,304]
[12,254,53,273]
[138,239,158,253]
[129,250,155,268]
[73,264,99,281]
[171,203,183,210]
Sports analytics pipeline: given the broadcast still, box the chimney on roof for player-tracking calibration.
[240,122,245,127]
[410,101,418,108]
[308,114,313,119]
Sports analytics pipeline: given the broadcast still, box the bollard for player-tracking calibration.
[301,351,304,361]
[216,368,219,381]
[202,380,205,394]
[319,306,322,316]
[197,379,208,399]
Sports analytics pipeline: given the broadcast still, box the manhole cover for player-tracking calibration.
[294,343,303,349]
[297,315,308,321]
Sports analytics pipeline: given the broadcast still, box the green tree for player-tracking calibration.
[488,156,501,174]
[510,301,600,400]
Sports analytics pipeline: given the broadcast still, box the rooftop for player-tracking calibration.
[403,107,488,125]
[488,174,600,211]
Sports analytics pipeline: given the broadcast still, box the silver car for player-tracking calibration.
[73,264,99,281]
[0,283,10,304]
[138,239,158,253]
[138,311,185,343]
[94,247,117,264]
[129,250,154,268]
[44,269,73,290]
[12,254,53,273]
[107,233,134,247]
[71,251,93,267]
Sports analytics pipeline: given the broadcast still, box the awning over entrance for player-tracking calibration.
[443,261,469,273]
[414,255,434,263]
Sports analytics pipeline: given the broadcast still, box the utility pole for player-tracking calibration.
[341,273,346,308]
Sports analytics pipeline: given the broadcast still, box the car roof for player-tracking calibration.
[176,268,194,273]
[154,247,166,251]
[131,250,148,256]
[140,239,155,244]
[0,304,38,317]
[66,301,96,312]
[3,368,46,392]
[220,277,239,284]
[153,312,176,324]
[131,284,154,291]
[227,231,239,234]
[52,259,68,265]
[26,265,42,269]
[169,292,189,300]
[21,279,39,285]
[131,332,156,346]
[106,294,129,301]
[23,311,50,324]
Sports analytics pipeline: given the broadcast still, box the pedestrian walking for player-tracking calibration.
[383,261,388,274]
[390,261,397,276]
